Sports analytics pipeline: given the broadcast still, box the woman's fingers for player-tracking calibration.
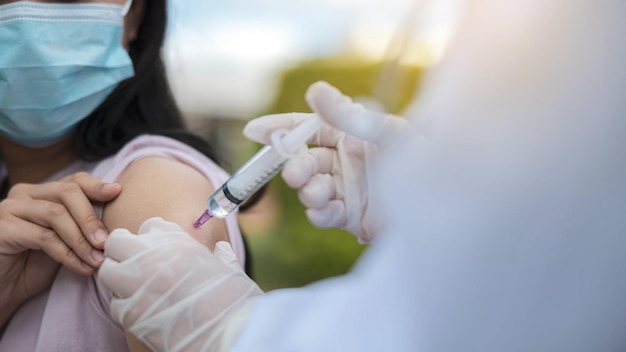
[0,172,123,273]
[53,173,122,245]
[0,215,96,276]
[61,172,122,202]
[12,198,106,268]
[11,175,121,249]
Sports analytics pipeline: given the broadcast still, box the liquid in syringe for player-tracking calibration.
[193,115,321,228]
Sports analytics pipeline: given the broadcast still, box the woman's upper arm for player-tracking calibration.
[101,157,231,352]
[101,156,229,250]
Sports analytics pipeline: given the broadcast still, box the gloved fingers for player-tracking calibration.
[98,257,158,300]
[305,81,408,147]
[297,173,337,209]
[104,228,150,262]
[106,249,208,325]
[100,247,174,299]
[109,264,178,327]
[137,217,188,236]
[214,241,243,271]
[104,218,192,262]
[99,258,134,298]
[243,113,313,145]
[110,295,143,329]
[306,200,348,229]
[120,268,262,351]
[282,147,335,188]
[111,253,256,329]
[105,245,265,352]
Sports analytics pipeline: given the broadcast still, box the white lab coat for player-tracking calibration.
[232,0,626,350]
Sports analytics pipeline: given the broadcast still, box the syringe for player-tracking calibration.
[193,114,321,228]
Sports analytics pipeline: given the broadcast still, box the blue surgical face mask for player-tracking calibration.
[0,1,135,148]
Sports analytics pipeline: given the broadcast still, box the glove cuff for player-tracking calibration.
[219,297,262,351]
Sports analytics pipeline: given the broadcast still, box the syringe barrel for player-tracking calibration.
[207,145,287,218]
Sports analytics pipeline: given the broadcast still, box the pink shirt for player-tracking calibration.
[0,135,244,351]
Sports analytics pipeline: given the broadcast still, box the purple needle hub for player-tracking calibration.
[193,209,213,228]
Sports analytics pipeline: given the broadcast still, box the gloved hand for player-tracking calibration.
[98,217,263,352]
[244,81,409,243]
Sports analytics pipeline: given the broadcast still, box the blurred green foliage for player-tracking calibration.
[246,55,422,291]
[247,178,368,291]
[267,55,422,115]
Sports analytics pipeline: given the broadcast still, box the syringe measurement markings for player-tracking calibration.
[242,164,283,195]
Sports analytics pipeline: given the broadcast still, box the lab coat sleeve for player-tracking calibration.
[232,0,626,350]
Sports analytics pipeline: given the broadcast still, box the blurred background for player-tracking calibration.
[163,0,462,291]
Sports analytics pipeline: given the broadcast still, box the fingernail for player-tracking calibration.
[100,183,119,192]
[91,250,105,263]
[214,241,236,261]
[94,229,108,243]
[81,261,95,272]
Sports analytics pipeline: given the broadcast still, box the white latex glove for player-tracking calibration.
[98,217,263,352]
[244,81,409,243]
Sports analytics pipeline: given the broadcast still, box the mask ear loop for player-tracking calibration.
[121,0,133,16]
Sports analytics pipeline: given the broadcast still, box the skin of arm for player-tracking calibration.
[101,156,231,351]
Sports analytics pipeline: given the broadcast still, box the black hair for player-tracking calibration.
[73,0,217,162]
[72,0,255,275]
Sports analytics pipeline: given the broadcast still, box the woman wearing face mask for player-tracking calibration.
[0,0,249,351]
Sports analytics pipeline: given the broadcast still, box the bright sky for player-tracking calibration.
[163,0,461,118]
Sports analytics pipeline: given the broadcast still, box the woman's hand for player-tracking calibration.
[0,172,122,313]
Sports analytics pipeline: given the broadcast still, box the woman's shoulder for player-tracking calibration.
[92,134,228,184]
[116,134,205,157]
[112,134,213,167]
